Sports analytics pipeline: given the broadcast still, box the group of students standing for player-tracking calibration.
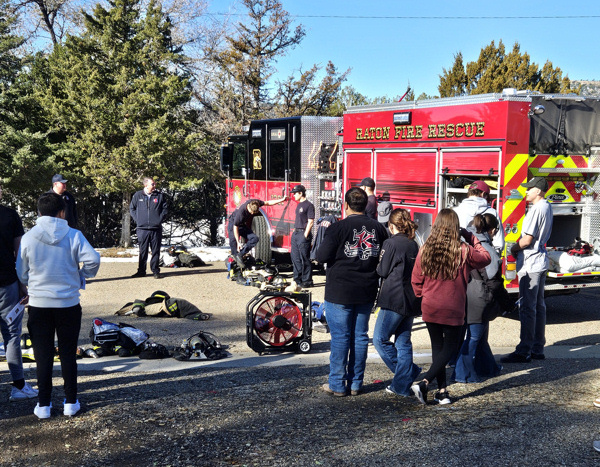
[318,176,552,405]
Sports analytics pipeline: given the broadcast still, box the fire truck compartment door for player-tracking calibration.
[440,149,501,176]
[345,150,373,188]
[375,150,437,208]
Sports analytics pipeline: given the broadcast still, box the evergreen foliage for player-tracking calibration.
[439,40,575,97]
[34,0,200,245]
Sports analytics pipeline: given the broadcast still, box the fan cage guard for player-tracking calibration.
[246,291,312,353]
[254,296,302,346]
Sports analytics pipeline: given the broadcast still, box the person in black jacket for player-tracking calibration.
[359,177,377,219]
[48,174,78,229]
[373,208,422,397]
[129,177,168,279]
[315,187,388,396]
[453,213,504,382]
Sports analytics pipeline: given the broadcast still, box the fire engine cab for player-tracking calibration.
[220,116,342,263]
[221,89,600,295]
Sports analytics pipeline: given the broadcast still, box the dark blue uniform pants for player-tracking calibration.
[228,224,259,257]
[291,229,312,284]
[137,228,162,274]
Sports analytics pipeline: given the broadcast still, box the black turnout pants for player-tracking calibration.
[27,304,82,406]
[422,321,463,390]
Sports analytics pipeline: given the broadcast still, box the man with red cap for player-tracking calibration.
[454,180,504,252]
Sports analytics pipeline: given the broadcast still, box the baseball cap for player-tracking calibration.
[290,184,306,193]
[377,201,392,223]
[521,176,549,192]
[469,180,490,194]
[52,174,67,184]
[359,177,375,188]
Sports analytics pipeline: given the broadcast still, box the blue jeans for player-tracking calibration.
[454,322,502,383]
[325,301,372,394]
[515,271,547,356]
[373,309,420,396]
[0,281,24,382]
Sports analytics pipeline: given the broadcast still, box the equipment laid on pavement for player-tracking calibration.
[173,331,228,361]
[246,290,312,355]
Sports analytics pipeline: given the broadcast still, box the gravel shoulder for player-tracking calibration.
[1,261,600,466]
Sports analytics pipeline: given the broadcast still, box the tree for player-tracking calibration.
[439,40,575,97]
[0,0,55,214]
[274,61,349,117]
[207,0,305,127]
[327,85,369,116]
[35,0,199,246]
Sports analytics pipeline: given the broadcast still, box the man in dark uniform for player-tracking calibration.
[290,185,315,288]
[228,195,286,268]
[48,174,78,229]
[129,177,168,279]
[359,177,377,219]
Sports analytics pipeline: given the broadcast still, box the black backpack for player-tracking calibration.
[90,318,149,352]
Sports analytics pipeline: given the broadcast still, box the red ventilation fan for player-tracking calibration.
[247,291,312,354]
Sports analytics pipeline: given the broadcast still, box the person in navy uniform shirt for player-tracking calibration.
[129,177,168,279]
[290,185,315,288]
[47,174,78,229]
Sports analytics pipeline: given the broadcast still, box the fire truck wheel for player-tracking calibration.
[252,215,272,264]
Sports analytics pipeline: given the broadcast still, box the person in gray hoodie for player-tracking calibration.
[454,180,504,253]
[16,193,100,419]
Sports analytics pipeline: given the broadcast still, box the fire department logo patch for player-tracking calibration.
[344,227,380,260]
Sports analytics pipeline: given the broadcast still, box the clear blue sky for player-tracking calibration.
[211,0,600,99]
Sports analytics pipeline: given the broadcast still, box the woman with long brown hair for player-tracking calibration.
[410,209,490,404]
[373,209,421,397]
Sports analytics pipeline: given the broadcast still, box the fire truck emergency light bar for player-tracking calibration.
[393,112,411,125]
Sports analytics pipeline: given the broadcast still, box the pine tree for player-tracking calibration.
[439,40,575,97]
[0,0,53,212]
[36,0,198,245]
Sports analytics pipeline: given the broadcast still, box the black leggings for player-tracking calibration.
[423,322,463,390]
[27,304,82,406]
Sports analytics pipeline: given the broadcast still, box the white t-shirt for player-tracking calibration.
[517,199,553,275]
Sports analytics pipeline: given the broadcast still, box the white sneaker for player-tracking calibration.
[9,382,39,401]
[63,399,80,417]
[594,440,600,452]
[34,403,52,419]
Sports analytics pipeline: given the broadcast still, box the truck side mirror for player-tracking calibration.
[220,144,233,177]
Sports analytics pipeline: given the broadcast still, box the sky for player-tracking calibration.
[210,0,600,100]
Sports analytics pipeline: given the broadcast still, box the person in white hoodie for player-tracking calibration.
[16,192,100,419]
[454,180,505,253]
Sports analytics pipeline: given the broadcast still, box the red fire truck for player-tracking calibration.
[221,90,600,294]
